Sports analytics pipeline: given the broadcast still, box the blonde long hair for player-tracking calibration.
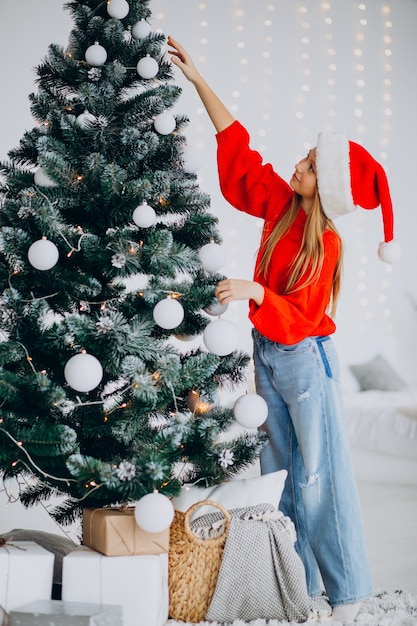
[257,190,343,318]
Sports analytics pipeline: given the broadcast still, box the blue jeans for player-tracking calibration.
[253,329,373,607]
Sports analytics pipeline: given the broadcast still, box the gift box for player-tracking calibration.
[1,604,9,626]
[82,507,169,556]
[9,599,122,625]
[0,541,54,612]
[62,547,168,626]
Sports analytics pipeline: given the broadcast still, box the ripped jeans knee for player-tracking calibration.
[300,472,321,505]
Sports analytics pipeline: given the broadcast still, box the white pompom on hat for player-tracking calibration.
[315,131,401,263]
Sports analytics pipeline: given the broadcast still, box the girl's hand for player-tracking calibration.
[167,36,235,133]
[215,279,265,306]
[167,36,201,84]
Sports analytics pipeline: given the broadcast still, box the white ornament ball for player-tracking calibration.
[204,299,228,317]
[137,55,159,79]
[182,146,203,174]
[85,43,107,67]
[134,492,174,533]
[132,19,152,40]
[34,167,57,188]
[153,298,184,330]
[203,319,238,356]
[198,242,226,273]
[28,238,59,271]
[132,201,156,228]
[75,110,96,128]
[154,111,176,135]
[64,352,103,392]
[233,393,268,429]
[107,0,130,19]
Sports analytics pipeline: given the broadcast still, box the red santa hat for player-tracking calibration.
[315,131,401,263]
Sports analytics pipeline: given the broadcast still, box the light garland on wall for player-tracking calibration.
[257,3,275,155]
[379,2,394,336]
[230,1,275,155]
[295,2,337,152]
[352,2,394,339]
[380,4,393,163]
[295,3,311,154]
[353,3,367,138]
[352,2,370,336]
[321,1,337,126]
[194,2,209,126]
[231,3,245,119]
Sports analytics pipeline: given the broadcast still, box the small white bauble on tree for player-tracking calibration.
[64,352,103,393]
[154,111,176,135]
[85,42,107,67]
[204,299,228,317]
[134,491,174,533]
[132,201,156,228]
[75,110,96,129]
[107,0,130,19]
[233,392,268,428]
[34,167,57,188]
[182,146,203,174]
[28,238,59,271]
[153,297,184,330]
[203,319,238,356]
[131,19,152,40]
[137,55,159,79]
[198,242,226,273]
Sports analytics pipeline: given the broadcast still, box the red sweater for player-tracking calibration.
[216,120,340,345]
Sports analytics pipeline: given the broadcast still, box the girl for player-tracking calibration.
[168,35,398,623]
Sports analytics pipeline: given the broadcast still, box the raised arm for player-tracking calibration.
[167,36,235,134]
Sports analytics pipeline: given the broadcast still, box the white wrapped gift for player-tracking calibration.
[62,547,168,626]
[0,541,54,611]
[9,599,122,626]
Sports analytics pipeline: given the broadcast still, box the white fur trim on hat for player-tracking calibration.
[316,132,356,220]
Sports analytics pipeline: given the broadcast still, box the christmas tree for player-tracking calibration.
[0,0,267,528]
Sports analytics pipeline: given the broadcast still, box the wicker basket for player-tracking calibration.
[168,499,231,623]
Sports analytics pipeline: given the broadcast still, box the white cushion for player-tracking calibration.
[172,470,287,517]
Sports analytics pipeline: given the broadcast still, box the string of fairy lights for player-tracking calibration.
[322,2,337,124]
[351,2,394,337]
[295,2,311,147]
[379,3,394,335]
[352,2,373,335]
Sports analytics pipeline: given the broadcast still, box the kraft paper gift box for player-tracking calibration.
[62,546,168,626]
[82,507,169,556]
[0,541,54,612]
[9,599,122,625]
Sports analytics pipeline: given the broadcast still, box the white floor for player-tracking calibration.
[1,467,417,596]
[358,481,417,594]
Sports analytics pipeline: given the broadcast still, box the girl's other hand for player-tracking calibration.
[215,279,265,307]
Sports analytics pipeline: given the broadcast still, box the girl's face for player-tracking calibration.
[290,148,317,211]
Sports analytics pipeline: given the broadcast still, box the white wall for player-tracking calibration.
[1,1,416,531]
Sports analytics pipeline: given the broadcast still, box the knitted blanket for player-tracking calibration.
[190,503,331,623]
